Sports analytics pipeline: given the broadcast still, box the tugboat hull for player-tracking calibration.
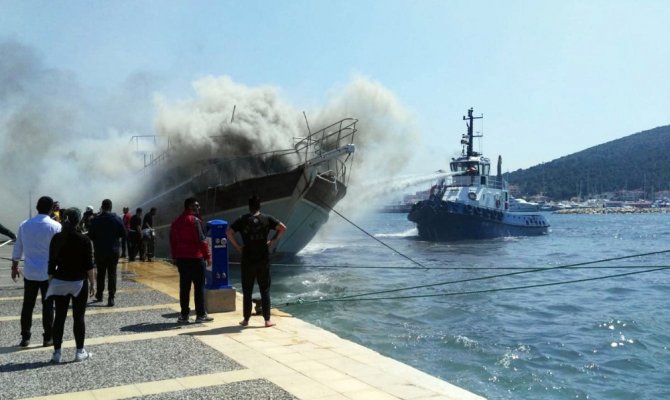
[409,201,549,241]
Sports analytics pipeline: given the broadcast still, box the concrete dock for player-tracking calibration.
[0,242,484,400]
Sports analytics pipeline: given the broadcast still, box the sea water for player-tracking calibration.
[233,212,670,400]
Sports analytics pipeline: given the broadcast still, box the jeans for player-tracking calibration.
[95,253,119,300]
[176,259,206,317]
[241,260,271,321]
[52,280,88,350]
[21,278,54,341]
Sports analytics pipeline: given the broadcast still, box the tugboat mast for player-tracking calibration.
[463,107,483,157]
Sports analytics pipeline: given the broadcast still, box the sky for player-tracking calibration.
[1,1,669,224]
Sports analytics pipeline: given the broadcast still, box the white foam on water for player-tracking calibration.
[375,227,418,238]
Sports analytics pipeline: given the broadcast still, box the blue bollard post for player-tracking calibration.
[206,219,232,289]
[204,219,236,312]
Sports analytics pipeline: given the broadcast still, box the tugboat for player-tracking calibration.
[408,108,549,240]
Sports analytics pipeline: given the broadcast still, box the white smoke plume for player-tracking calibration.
[151,75,422,218]
[310,76,422,216]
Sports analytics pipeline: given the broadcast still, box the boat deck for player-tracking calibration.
[0,244,484,399]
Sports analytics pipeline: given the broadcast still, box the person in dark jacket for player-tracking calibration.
[46,207,95,363]
[128,208,143,262]
[87,199,126,307]
[0,222,16,240]
[227,195,286,328]
[169,197,212,324]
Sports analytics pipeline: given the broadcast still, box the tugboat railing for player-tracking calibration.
[447,175,505,190]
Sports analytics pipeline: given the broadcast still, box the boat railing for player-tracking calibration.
[293,118,358,161]
[139,118,357,197]
[448,174,505,190]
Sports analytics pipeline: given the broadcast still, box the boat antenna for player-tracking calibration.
[497,155,502,178]
[463,107,483,157]
[230,105,236,123]
[303,111,312,135]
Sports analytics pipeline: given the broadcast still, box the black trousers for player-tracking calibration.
[128,232,142,261]
[95,253,119,300]
[120,235,128,257]
[176,259,206,317]
[52,280,88,350]
[241,260,271,321]
[142,235,155,260]
[21,278,54,341]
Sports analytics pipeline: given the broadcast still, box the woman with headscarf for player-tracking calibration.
[46,207,96,363]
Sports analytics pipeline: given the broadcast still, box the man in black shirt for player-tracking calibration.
[227,195,286,327]
[88,199,126,307]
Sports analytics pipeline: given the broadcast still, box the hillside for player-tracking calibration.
[505,124,670,199]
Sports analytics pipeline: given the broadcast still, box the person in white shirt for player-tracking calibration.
[11,196,62,348]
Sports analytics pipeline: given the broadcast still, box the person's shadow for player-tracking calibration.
[0,360,65,373]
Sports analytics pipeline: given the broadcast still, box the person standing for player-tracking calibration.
[142,207,157,262]
[121,207,131,258]
[87,199,126,307]
[227,195,286,328]
[128,208,143,262]
[79,206,95,234]
[169,197,213,324]
[11,196,62,347]
[47,208,96,363]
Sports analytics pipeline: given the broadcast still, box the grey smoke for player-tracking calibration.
[1,40,422,232]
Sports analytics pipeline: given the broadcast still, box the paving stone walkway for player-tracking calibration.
[0,242,484,399]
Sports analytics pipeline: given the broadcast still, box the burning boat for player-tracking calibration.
[133,118,357,259]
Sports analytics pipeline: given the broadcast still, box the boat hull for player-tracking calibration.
[143,164,347,259]
[408,200,549,241]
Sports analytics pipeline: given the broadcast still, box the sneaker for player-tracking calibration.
[51,350,61,363]
[177,315,190,324]
[19,338,30,348]
[195,314,214,323]
[75,348,90,362]
[43,338,53,347]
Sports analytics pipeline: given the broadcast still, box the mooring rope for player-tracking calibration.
[281,266,669,305]
[279,249,670,307]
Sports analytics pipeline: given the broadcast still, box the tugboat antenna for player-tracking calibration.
[463,107,483,157]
